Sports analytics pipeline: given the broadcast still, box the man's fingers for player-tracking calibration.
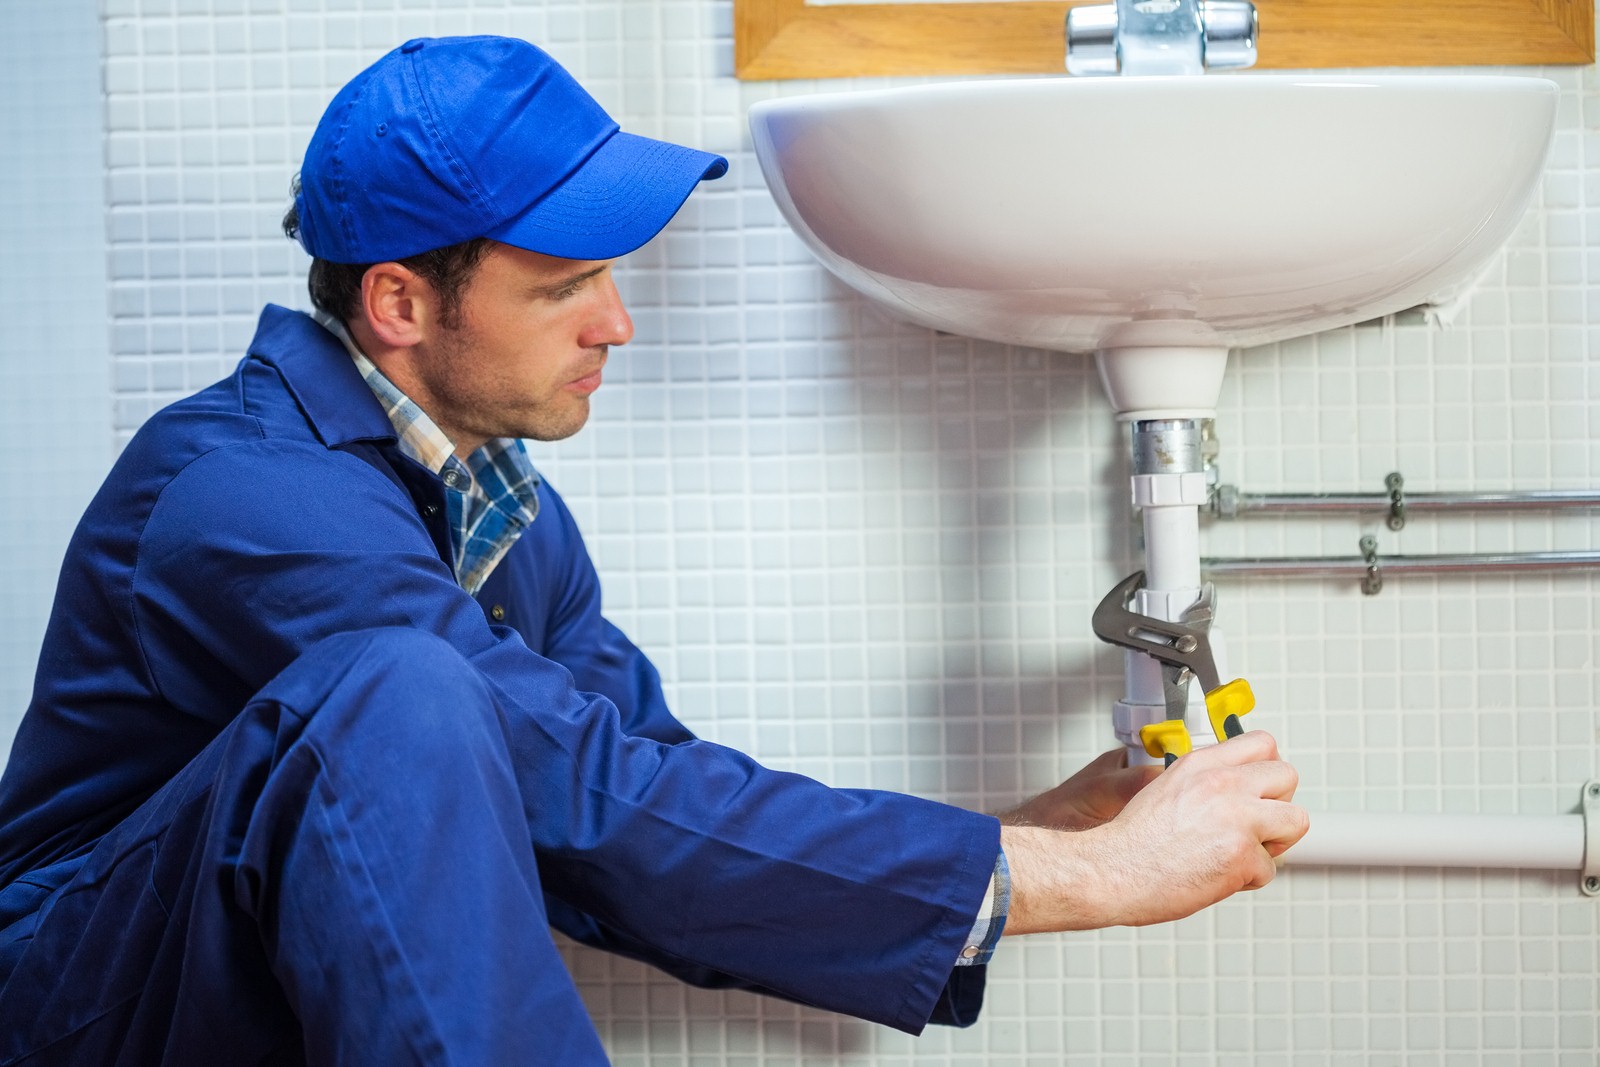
[1226,766,1308,854]
[1166,741,1297,802]
[1241,845,1280,891]
[1230,756,1300,803]
[1126,763,1164,789]
[1184,728,1280,766]
[1242,805,1308,888]
[1087,747,1130,772]
[1258,800,1311,856]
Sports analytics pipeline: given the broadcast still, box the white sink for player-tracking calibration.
[749,76,1557,417]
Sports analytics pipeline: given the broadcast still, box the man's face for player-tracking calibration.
[408,242,634,452]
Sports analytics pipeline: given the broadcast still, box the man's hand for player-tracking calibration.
[1000,731,1307,934]
[996,747,1161,831]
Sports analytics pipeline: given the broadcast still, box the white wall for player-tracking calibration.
[0,0,113,742]
[11,0,1600,1061]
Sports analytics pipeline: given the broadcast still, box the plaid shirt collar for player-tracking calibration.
[313,313,540,596]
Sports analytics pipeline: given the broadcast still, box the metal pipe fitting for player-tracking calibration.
[1132,418,1204,475]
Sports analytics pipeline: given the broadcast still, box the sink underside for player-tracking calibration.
[749,75,1557,355]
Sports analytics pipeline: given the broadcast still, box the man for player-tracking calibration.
[0,35,1305,1065]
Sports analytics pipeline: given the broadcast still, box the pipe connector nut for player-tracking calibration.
[1132,586,1207,622]
[1213,482,1239,517]
[1132,471,1210,508]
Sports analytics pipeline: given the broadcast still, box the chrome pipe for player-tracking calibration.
[1214,486,1600,518]
[1202,550,1600,580]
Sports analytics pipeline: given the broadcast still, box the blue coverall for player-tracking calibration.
[0,306,999,1064]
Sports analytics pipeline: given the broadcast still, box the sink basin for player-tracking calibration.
[749,75,1557,416]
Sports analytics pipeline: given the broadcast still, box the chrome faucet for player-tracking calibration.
[1066,0,1257,76]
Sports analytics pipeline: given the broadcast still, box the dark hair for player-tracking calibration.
[282,177,492,329]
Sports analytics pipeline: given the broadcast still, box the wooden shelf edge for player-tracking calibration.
[736,0,1596,81]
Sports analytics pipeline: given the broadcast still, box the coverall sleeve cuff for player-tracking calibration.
[952,845,1009,968]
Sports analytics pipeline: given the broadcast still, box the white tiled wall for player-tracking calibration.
[11,0,1600,1061]
[0,0,113,735]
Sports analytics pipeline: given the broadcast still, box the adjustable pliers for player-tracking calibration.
[1091,570,1256,765]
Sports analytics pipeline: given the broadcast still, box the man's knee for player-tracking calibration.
[249,627,502,753]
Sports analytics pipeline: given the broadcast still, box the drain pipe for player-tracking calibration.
[1286,781,1600,897]
[1102,412,1600,891]
[1112,419,1216,766]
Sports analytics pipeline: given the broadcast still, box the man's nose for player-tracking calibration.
[582,274,633,348]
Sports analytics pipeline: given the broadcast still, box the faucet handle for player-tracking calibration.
[1065,4,1120,76]
[1065,1,1257,76]
[1201,0,1258,70]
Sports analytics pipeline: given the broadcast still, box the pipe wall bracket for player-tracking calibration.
[1583,779,1600,897]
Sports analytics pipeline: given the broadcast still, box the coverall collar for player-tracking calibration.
[246,303,398,450]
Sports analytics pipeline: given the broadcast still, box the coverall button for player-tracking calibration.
[490,605,506,622]
[423,503,440,517]
[960,945,980,959]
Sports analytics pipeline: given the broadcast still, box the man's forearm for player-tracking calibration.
[997,824,1118,933]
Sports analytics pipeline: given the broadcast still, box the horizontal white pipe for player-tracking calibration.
[1285,811,1586,871]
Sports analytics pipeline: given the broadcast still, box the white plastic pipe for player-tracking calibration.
[1285,811,1587,871]
[1141,504,1201,591]
[1118,423,1212,767]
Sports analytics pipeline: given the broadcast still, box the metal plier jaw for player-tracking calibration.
[1092,570,1256,763]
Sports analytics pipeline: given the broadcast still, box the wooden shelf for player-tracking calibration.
[736,0,1594,80]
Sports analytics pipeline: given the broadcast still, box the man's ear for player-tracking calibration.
[359,262,433,348]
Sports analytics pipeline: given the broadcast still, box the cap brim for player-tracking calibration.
[487,131,727,261]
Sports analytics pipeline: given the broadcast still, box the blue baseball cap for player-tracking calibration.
[293,35,728,264]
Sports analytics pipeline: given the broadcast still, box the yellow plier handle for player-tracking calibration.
[1138,719,1192,767]
[1204,678,1256,743]
[1139,678,1256,767]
